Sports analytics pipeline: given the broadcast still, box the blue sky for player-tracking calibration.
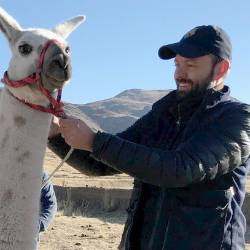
[0,1,249,104]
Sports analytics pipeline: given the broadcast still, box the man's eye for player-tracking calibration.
[18,44,33,55]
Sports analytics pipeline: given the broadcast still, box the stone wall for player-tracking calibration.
[55,185,250,225]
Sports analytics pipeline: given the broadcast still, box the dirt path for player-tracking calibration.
[39,211,126,250]
[40,210,250,250]
[41,149,129,250]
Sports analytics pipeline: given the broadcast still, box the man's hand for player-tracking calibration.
[49,116,60,138]
[59,118,96,152]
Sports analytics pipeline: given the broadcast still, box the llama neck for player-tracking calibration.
[0,87,52,250]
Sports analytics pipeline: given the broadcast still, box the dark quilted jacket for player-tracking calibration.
[48,86,250,250]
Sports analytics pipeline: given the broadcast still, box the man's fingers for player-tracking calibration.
[59,118,75,128]
[59,126,70,135]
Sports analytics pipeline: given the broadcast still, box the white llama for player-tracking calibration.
[0,7,85,250]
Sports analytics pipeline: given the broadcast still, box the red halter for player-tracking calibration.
[1,39,65,117]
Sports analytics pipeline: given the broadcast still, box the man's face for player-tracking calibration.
[174,54,216,97]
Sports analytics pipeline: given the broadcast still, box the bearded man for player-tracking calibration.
[48,25,250,250]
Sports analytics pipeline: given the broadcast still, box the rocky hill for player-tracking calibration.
[66,89,169,133]
[0,88,169,133]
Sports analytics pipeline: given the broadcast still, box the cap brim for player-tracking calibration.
[158,42,208,60]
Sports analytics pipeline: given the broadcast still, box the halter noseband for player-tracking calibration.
[1,39,65,117]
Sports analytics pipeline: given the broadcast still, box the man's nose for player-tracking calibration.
[175,67,187,79]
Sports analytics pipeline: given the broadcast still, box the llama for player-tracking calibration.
[0,7,85,250]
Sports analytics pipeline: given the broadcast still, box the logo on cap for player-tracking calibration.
[183,27,198,39]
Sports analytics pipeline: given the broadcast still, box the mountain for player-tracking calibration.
[63,102,102,132]
[0,88,169,133]
[65,89,169,134]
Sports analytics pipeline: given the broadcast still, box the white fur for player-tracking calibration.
[0,88,50,249]
[0,7,85,250]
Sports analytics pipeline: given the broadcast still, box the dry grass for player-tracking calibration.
[58,189,90,217]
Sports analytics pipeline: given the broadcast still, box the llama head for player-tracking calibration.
[0,7,85,105]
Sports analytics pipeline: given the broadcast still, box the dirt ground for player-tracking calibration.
[42,149,250,250]
[41,149,129,250]
[39,211,126,250]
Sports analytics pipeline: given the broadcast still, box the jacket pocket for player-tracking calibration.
[163,189,233,250]
[119,180,142,250]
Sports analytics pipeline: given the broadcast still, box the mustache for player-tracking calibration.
[175,77,193,84]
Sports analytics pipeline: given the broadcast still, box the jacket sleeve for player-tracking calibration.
[39,172,57,232]
[47,110,155,176]
[90,104,250,188]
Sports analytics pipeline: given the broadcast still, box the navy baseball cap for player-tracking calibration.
[158,25,232,60]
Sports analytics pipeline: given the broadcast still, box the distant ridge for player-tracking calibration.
[0,88,170,133]
[68,89,170,133]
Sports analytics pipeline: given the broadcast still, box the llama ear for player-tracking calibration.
[0,7,22,44]
[52,15,86,39]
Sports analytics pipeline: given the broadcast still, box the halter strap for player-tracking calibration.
[1,39,65,117]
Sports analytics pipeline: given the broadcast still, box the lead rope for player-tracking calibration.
[41,146,74,189]
[42,112,75,189]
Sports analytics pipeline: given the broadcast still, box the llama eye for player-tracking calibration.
[65,46,70,54]
[18,44,33,55]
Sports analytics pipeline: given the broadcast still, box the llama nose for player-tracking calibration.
[52,54,69,70]
[43,43,72,82]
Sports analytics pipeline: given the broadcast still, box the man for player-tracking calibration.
[39,171,57,233]
[48,25,250,250]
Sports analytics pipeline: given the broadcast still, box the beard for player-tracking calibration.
[175,70,215,100]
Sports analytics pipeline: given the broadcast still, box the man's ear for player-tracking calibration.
[213,59,230,81]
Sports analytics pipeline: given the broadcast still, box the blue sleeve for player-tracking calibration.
[91,105,250,187]
[39,172,57,232]
[47,109,154,176]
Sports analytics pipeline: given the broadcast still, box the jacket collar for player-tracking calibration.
[202,85,230,110]
[154,85,231,117]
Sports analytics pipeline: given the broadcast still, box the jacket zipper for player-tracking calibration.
[176,104,181,129]
[125,105,182,249]
[125,185,143,250]
[168,105,182,150]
